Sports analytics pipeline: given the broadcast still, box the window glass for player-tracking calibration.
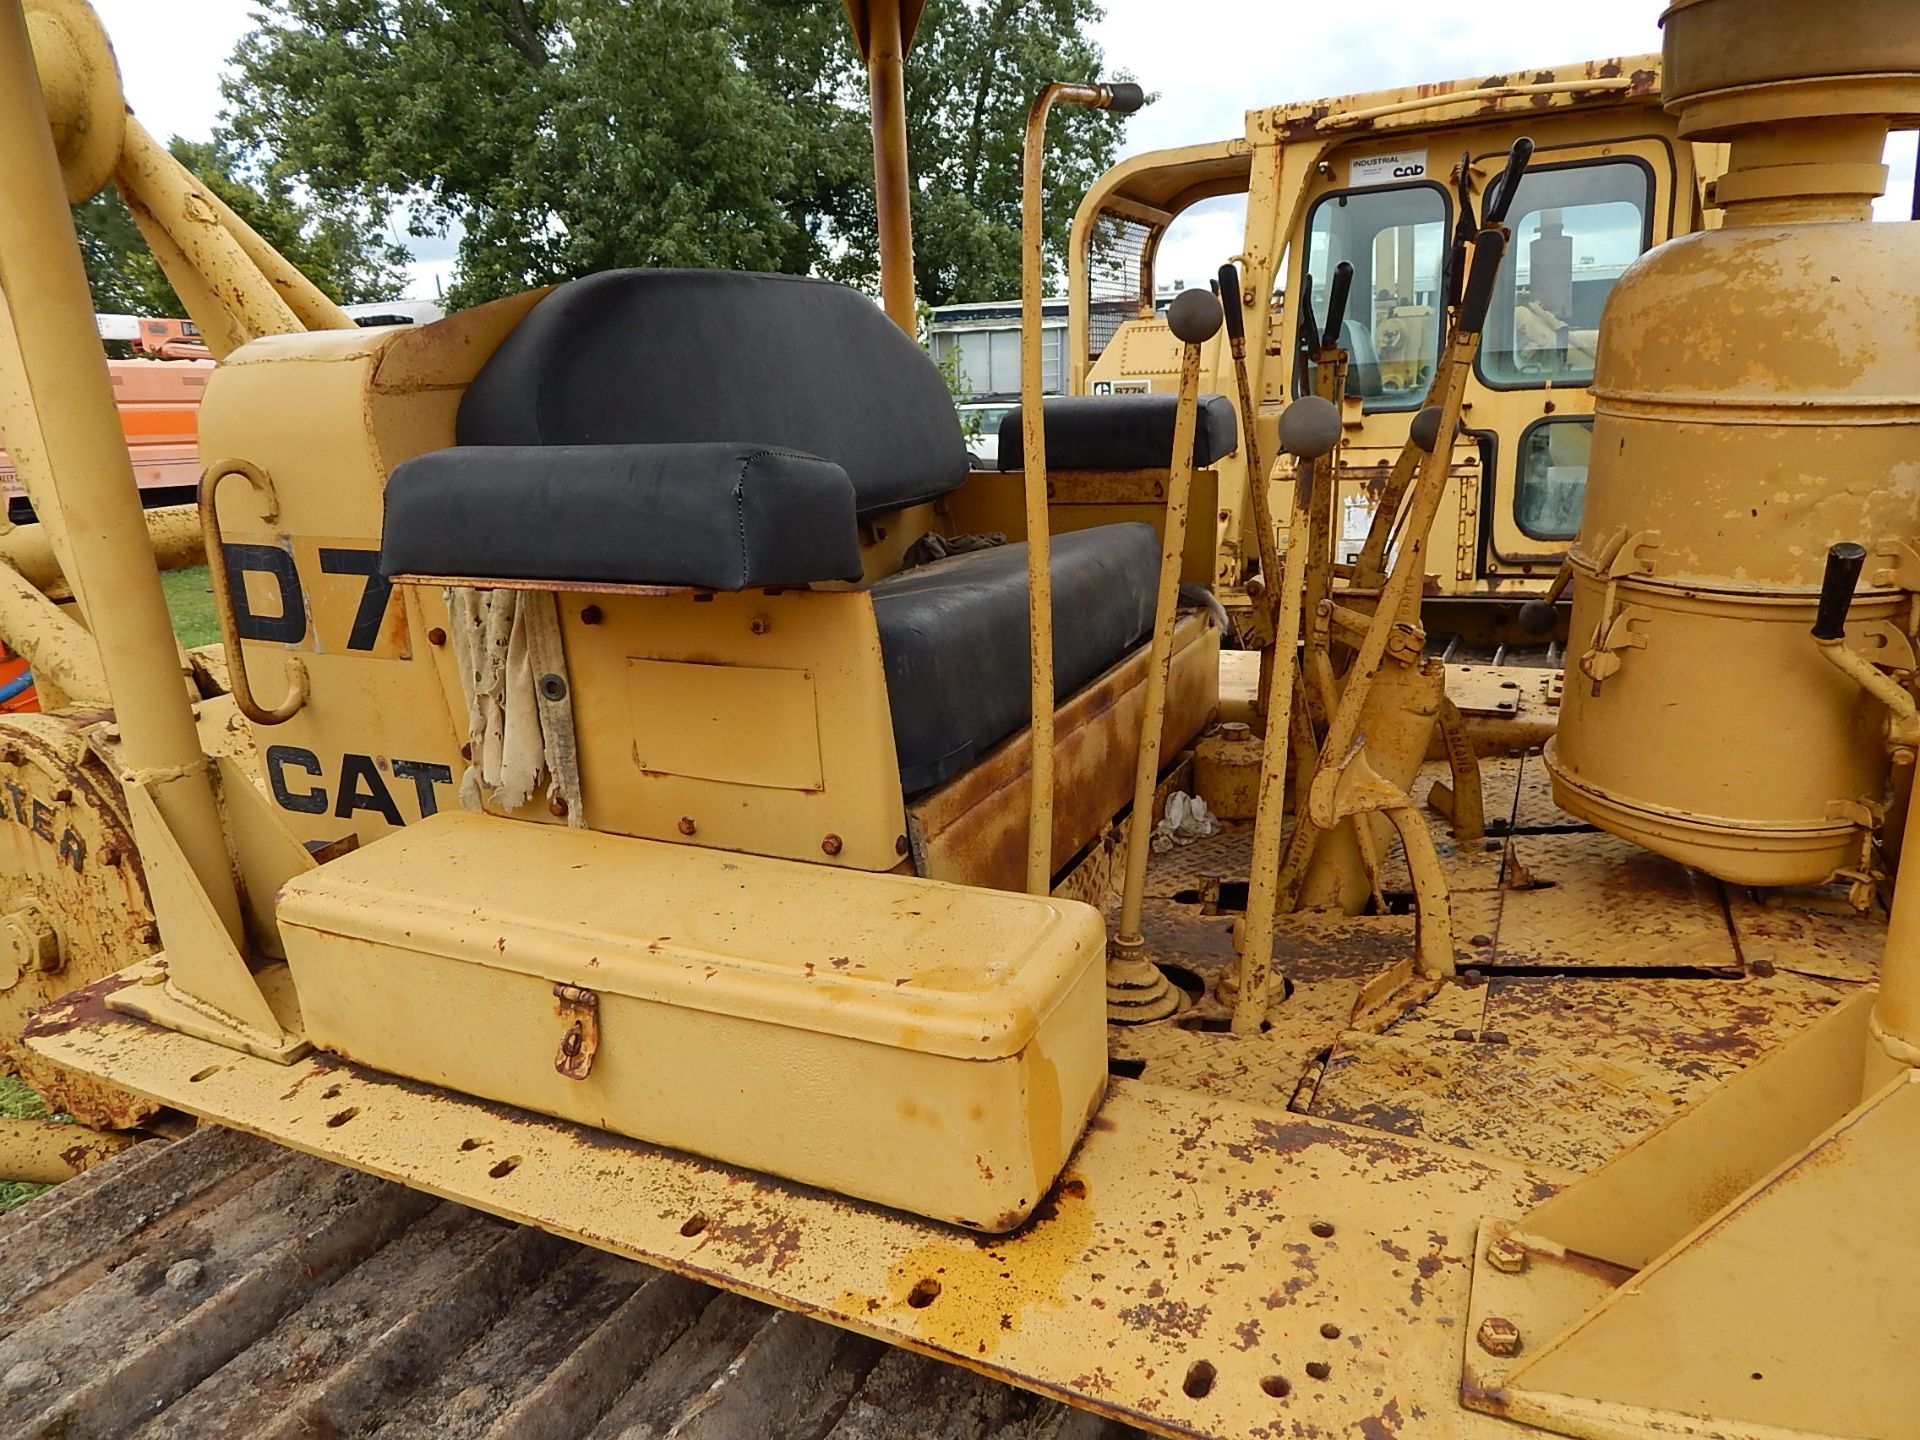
[1516,418,1591,539]
[1480,161,1651,386]
[1301,182,1447,410]
[985,330,1020,395]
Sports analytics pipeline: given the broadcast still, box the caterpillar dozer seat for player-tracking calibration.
[994,391,1238,473]
[381,268,1199,847]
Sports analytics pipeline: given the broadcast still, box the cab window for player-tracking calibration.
[1301,182,1448,411]
[1515,417,1591,540]
[1479,159,1653,387]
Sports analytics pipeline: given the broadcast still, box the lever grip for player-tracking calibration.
[1444,239,1468,312]
[1454,150,1477,237]
[1457,229,1508,336]
[1484,136,1535,226]
[1813,542,1869,640]
[1217,263,1244,342]
[1321,261,1354,352]
[1295,271,1321,394]
[1444,152,1475,310]
[1102,82,1146,114]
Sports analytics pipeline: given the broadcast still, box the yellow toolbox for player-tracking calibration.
[276,809,1109,1230]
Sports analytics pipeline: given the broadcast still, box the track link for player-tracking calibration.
[0,1129,1149,1440]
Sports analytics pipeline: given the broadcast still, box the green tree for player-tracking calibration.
[220,0,1134,310]
[73,136,407,318]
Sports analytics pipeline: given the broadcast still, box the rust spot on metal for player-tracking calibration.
[1358,1398,1406,1439]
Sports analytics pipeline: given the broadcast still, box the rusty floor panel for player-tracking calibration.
[9,747,1891,1440]
[0,1126,1147,1440]
[1121,748,1876,1172]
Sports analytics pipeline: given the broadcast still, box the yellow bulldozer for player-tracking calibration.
[2,0,1918,1436]
[1066,56,1732,649]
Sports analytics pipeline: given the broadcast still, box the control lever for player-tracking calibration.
[1483,136,1535,227]
[1320,261,1354,353]
[1814,542,1868,640]
[1219,262,1283,636]
[1457,228,1509,337]
[1110,288,1221,1022]
[1812,542,1920,763]
[1445,150,1474,312]
[1232,393,1342,1035]
[1294,270,1321,396]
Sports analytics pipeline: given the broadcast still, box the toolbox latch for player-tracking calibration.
[553,983,600,1080]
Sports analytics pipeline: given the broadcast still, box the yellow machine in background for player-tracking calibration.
[2,0,1920,1436]
[1070,59,1727,642]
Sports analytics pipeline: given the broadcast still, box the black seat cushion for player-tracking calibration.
[996,394,1238,473]
[873,523,1160,795]
[458,269,971,518]
[382,443,862,588]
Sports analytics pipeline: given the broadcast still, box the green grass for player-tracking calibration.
[0,1073,56,1214]
[161,564,221,650]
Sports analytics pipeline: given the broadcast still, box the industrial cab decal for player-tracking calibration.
[222,537,409,658]
[0,783,88,873]
[1349,149,1429,187]
[267,746,453,827]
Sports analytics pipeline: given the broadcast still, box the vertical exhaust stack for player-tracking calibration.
[1544,0,1920,886]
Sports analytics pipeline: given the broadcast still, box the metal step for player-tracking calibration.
[0,1129,1148,1440]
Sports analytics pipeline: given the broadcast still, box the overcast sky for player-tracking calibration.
[91,0,1917,300]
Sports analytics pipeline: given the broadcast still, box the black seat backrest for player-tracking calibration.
[458,269,971,518]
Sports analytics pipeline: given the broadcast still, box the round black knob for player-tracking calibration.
[1167,288,1223,345]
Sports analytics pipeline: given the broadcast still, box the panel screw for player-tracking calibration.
[895,834,910,856]
[677,816,697,836]
[538,673,568,702]
[426,627,447,646]
[580,605,603,625]
[1486,1236,1530,1274]
[749,614,770,635]
[548,795,569,818]
[1477,1316,1521,1357]
[821,834,843,856]
[460,743,473,761]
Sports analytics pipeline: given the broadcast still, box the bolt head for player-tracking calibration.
[0,907,60,989]
[1486,1236,1530,1274]
[677,816,697,836]
[426,627,447,647]
[1477,1316,1521,1357]
[821,834,844,857]
[548,795,569,818]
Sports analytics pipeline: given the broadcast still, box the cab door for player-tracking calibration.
[1468,135,1687,580]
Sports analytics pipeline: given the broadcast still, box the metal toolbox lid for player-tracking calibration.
[276,811,1106,1062]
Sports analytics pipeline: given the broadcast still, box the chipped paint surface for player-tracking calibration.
[32,976,1562,1439]
[19,743,1889,1437]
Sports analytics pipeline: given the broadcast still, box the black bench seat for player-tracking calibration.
[873,524,1160,795]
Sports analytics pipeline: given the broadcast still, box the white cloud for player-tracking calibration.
[91,0,253,145]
